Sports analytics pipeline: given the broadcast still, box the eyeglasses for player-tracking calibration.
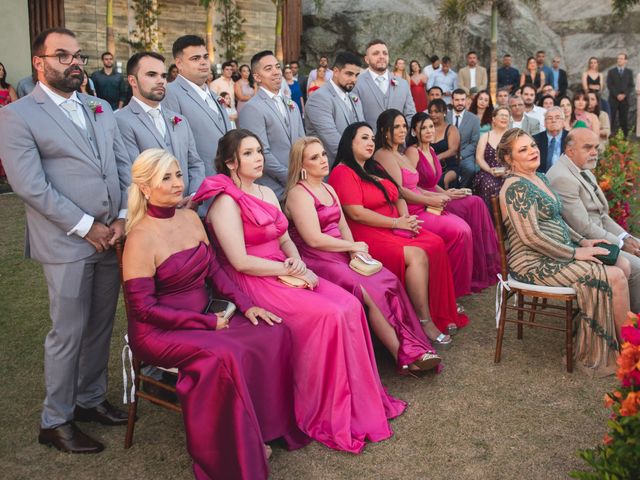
[38,53,89,65]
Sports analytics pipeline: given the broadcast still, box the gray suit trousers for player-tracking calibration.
[40,249,120,428]
[621,250,640,313]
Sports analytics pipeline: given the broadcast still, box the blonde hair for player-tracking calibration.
[126,148,180,234]
[284,136,323,202]
[496,128,530,166]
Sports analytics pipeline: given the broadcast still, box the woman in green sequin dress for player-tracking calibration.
[497,128,631,376]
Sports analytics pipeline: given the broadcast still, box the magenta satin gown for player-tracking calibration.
[416,148,500,292]
[193,174,406,454]
[288,182,440,371]
[124,242,308,480]
[401,166,473,298]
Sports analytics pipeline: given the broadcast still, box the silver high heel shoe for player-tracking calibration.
[420,319,452,349]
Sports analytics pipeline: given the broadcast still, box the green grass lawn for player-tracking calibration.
[0,192,613,479]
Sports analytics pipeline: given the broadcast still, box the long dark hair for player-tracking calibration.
[571,89,589,124]
[375,108,406,151]
[333,122,400,205]
[469,89,493,126]
[407,111,431,147]
[214,129,265,177]
[0,62,10,89]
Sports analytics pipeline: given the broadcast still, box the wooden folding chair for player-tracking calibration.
[115,240,182,449]
[490,196,579,372]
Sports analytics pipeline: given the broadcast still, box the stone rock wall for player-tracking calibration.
[301,0,640,93]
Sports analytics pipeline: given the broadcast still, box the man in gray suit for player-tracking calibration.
[0,28,130,453]
[446,88,480,188]
[304,51,365,165]
[162,35,232,177]
[509,95,540,136]
[547,129,640,312]
[116,51,205,203]
[352,39,416,129]
[237,50,305,199]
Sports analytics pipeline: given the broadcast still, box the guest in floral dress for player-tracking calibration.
[472,106,511,209]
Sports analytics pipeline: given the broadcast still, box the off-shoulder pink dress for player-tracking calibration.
[125,242,308,480]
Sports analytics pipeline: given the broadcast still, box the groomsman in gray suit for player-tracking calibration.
[116,51,205,203]
[238,50,305,199]
[163,35,232,176]
[352,39,416,129]
[446,88,480,188]
[0,28,130,453]
[304,51,365,165]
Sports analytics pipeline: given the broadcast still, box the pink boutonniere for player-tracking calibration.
[286,98,296,111]
[88,101,104,120]
[390,78,398,87]
[350,95,359,103]
[217,96,226,106]
[171,115,182,130]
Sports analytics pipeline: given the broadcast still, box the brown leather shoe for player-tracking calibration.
[38,422,104,454]
[74,400,128,426]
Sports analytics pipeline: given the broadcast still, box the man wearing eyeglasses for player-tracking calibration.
[0,28,131,454]
[90,51,126,110]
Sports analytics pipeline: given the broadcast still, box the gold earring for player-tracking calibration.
[300,168,308,180]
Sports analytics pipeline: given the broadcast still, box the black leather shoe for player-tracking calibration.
[38,422,104,454]
[74,400,128,426]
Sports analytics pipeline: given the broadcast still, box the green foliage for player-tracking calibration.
[612,0,640,15]
[216,0,246,61]
[124,0,162,53]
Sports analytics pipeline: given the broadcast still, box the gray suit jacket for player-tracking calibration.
[304,82,365,165]
[237,88,305,198]
[0,84,130,263]
[446,110,480,164]
[162,75,232,176]
[546,154,625,244]
[510,115,541,136]
[115,100,205,195]
[352,70,416,129]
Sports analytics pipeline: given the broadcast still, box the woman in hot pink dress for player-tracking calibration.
[284,136,442,371]
[408,111,500,292]
[193,130,406,454]
[374,109,473,298]
[328,122,467,339]
[123,149,308,480]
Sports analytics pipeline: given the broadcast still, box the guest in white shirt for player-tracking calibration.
[520,84,546,129]
[427,56,457,104]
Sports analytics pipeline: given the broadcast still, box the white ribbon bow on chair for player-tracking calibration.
[121,334,136,404]
[495,273,512,328]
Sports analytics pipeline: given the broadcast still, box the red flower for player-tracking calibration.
[171,116,182,130]
[88,101,104,120]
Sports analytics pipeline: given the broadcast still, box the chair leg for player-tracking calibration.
[541,298,548,310]
[516,294,524,339]
[494,289,509,363]
[528,296,539,328]
[565,299,573,373]
[124,358,142,448]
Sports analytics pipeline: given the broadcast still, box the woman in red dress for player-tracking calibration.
[328,123,467,343]
[409,60,428,112]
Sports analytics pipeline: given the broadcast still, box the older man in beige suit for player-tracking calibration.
[547,128,640,312]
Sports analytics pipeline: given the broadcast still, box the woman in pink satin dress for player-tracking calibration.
[283,136,442,372]
[193,130,406,454]
[122,149,308,480]
[408,111,500,292]
[374,109,473,298]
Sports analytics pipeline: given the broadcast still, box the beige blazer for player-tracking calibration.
[457,66,488,94]
[546,154,626,244]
